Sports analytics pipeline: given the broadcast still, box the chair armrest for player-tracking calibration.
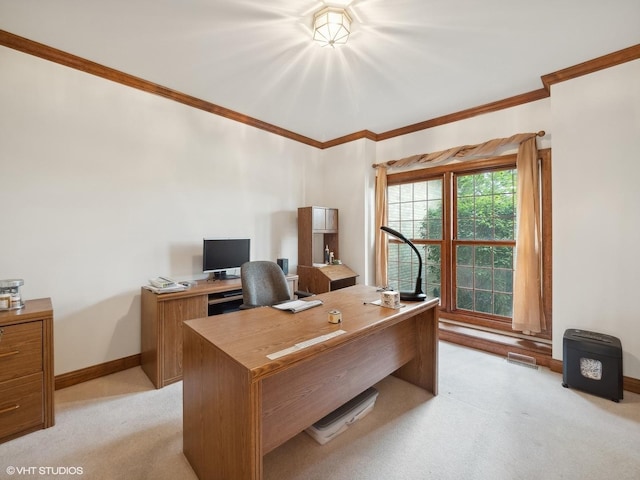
[294,290,315,298]
[239,303,259,310]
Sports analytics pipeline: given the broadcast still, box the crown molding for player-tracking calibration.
[1,30,638,150]
[0,30,323,149]
[541,44,640,92]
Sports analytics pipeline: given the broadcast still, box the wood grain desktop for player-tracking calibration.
[182,284,439,480]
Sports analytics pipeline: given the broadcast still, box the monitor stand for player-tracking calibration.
[210,271,240,281]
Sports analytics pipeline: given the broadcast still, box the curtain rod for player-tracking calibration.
[372,130,546,169]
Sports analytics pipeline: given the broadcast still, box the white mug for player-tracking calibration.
[380,290,400,309]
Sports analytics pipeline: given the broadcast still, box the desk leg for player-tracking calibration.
[183,327,262,480]
[394,306,439,395]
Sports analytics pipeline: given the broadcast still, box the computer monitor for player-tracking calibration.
[203,238,250,279]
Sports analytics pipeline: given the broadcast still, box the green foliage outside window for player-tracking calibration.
[456,169,516,317]
[387,168,517,318]
[456,245,514,317]
[457,170,516,241]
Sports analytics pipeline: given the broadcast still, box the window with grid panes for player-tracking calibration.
[387,169,516,318]
[385,152,551,336]
[386,179,443,299]
[454,169,516,317]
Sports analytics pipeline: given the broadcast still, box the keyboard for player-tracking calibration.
[222,290,243,297]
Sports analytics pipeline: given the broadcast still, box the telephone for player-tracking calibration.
[149,276,178,289]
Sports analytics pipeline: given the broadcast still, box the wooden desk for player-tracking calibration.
[141,275,298,388]
[183,284,439,480]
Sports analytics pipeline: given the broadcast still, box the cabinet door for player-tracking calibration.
[312,207,338,233]
[312,207,326,230]
[161,296,207,385]
[325,208,338,231]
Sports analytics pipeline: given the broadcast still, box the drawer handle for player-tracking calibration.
[0,404,20,415]
[0,350,20,359]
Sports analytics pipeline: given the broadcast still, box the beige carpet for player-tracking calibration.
[1,342,638,479]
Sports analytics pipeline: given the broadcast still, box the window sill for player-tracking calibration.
[439,321,552,367]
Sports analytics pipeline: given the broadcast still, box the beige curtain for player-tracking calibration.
[374,167,388,286]
[373,131,545,333]
[512,137,546,333]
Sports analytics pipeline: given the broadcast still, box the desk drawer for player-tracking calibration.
[0,322,43,383]
[0,372,44,439]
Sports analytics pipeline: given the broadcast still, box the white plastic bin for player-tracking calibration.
[305,387,379,445]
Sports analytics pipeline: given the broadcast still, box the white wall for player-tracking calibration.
[551,60,640,378]
[305,139,377,285]
[322,61,640,379]
[0,46,317,375]
[3,43,639,381]
[377,102,553,160]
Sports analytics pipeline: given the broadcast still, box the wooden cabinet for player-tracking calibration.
[298,206,358,294]
[141,276,298,388]
[0,298,54,443]
[141,283,213,389]
[298,206,339,266]
[312,206,338,232]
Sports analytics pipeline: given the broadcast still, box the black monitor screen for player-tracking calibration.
[203,238,250,274]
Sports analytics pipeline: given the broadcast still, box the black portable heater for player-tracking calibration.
[562,329,623,402]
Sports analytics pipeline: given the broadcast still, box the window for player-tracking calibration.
[454,169,516,317]
[386,151,551,338]
[387,180,443,299]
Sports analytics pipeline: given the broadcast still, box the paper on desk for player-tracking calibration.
[272,299,323,313]
[367,299,404,309]
[143,284,187,294]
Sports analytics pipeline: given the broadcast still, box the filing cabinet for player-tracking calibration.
[0,298,54,443]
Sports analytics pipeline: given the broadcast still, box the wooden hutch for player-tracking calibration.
[297,206,358,294]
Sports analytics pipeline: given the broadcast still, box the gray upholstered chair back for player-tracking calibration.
[240,261,291,308]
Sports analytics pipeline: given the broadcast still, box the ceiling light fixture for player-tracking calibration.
[312,6,352,47]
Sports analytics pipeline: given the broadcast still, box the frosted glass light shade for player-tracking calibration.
[313,7,352,47]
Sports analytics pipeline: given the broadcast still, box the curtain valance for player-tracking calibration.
[373,131,545,170]
[374,131,546,334]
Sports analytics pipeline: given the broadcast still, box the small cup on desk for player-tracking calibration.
[0,294,10,309]
[328,310,342,324]
[380,291,400,309]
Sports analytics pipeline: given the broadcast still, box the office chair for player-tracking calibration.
[240,260,312,309]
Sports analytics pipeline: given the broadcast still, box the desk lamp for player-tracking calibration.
[380,226,427,301]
